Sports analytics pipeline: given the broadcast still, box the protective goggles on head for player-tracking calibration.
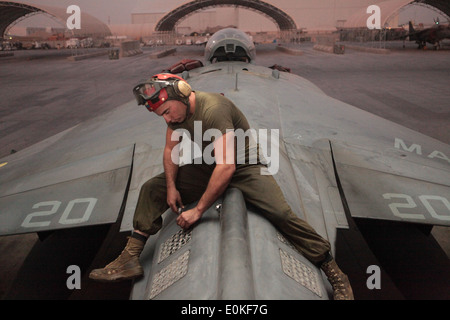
[133,80,171,112]
[133,73,191,112]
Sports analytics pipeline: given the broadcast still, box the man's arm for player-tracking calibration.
[164,126,184,213]
[177,131,235,229]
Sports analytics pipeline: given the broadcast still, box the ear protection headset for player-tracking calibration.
[155,73,192,99]
[133,73,192,112]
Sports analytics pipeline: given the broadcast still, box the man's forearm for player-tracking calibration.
[163,147,178,190]
[196,164,235,214]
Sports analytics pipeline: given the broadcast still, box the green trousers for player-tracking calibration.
[133,164,331,264]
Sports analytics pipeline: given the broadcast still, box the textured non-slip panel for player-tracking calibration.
[149,250,190,299]
[158,229,192,263]
[279,249,322,297]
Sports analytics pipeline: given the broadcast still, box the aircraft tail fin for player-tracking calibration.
[409,21,417,41]
[409,21,418,41]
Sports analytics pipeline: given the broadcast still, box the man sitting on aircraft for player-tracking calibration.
[89,73,354,300]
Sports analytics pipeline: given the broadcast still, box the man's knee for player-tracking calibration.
[139,175,166,196]
[266,207,294,227]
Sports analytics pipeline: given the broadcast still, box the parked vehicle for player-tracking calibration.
[66,38,80,49]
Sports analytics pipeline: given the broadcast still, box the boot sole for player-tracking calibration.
[89,268,144,283]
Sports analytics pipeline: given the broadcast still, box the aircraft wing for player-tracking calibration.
[0,101,167,236]
[332,140,450,226]
[0,142,133,235]
[276,74,450,228]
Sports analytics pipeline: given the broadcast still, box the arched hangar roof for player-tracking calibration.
[0,1,111,38]
[344,0,450,28]
[155,0,297,32]
[422,0,450,17]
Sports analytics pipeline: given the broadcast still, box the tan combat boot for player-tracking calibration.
[321,258,354,300]
[89,236,145,282]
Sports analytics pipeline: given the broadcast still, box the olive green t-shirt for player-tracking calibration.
[169,91,258,166]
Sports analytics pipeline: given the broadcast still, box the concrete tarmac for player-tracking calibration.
[0,42,449,299]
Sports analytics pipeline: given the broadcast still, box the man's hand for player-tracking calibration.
[167,187,184,214]
[177,207,202,230]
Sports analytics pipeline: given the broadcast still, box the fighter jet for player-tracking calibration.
[1,28,449,300]
[407,20,450,49]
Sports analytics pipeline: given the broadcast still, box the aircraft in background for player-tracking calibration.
[407,19,450,49]
[1,28,449,300]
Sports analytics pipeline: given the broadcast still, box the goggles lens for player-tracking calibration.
[133,80,171,111]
